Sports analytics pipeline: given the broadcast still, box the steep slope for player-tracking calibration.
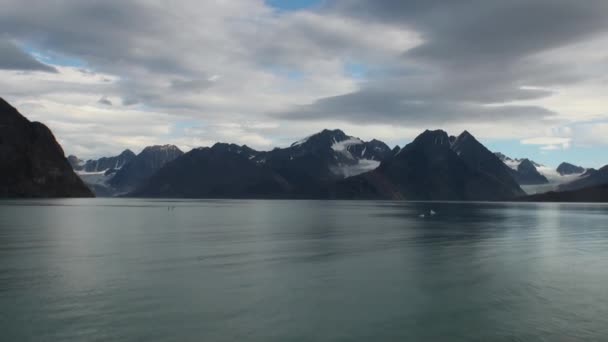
[109,145,183,193]
[523,184,608,202]
[132,143,290,198]
[0,98,93,197]
[332,130,524,201]
[451,131,524,195]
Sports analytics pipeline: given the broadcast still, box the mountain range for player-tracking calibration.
[2,97,606,201]
[330,130,525,200]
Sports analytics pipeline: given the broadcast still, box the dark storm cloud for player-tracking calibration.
[334,0,608,67]
[283,88,556,125]
[0,39,57,72]
[279,0,608,125]
[0,1,205,80]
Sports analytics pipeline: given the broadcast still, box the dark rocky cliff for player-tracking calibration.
[0,98,93,198]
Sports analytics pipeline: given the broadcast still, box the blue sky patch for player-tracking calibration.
[266,0,323,12]
[22,44,86,68]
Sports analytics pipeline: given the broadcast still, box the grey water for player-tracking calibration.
[1,199,608,341]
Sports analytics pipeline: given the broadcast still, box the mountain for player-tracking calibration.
[494,153,548,185]
[132,130,392,198]
[556,162,585,176]
[513,159,549,185]
[251,129,392,195]
[331,130,525,200]
[66,149,137,196]
[558,165,608,192]
[109,145,183,193]
[132,143,290,198]
[68,149,136,173]
[451,131,523,192]
[523,184,608,202]
[495,153,542,169]
[0,98,93,197]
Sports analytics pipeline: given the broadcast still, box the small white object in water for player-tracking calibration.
[430,210,436,216]
[419,214,426,218]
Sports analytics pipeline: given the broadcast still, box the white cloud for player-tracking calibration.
[521,137,571,151]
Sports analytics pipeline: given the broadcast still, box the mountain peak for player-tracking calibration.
[290,128,349,149]
[321,128,345,135]
[457,130,474,140]
[210,143,257,156]
[0,98,93,197]
[0,97,12,109]
[120,149,136,158]
[557,162,585,175]
[140,145,182,156]
[412,129,451,146]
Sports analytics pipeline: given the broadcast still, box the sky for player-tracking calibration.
[1,0,607,168]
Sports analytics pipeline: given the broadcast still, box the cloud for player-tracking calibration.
[0,0,607,161]
[280,88,556,126]
[521,136,571,151]
[0,38,57,72]
[98,96,112,106]
[280,0,608,129]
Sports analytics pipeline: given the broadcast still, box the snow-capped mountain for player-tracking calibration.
[254,129,392,181]
[494,152,591,194]
[68,149,136,174]
[67,145,183,196]
[494,153,548,185]
[558,165,608,192]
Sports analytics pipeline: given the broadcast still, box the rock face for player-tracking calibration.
[558,165,608,192]
[451,131,523,193]
[331,130,525,200]
[68,149,136,173]
[557,162,585,176]
[523,184,608,202]
[109,145,183,193]
[0,98,93,197]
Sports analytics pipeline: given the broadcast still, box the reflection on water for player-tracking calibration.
[1,199,608,341]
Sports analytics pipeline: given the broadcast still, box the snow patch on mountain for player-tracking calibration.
[331,137,363,160]
[291,135,311,147]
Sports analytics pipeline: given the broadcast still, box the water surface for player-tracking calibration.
[1,199,608,341]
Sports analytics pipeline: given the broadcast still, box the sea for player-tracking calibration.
[1,199,607,341]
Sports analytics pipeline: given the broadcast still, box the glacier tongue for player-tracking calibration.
[330,159,380,178]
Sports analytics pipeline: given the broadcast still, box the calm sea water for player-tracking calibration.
[1,199,608,341]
